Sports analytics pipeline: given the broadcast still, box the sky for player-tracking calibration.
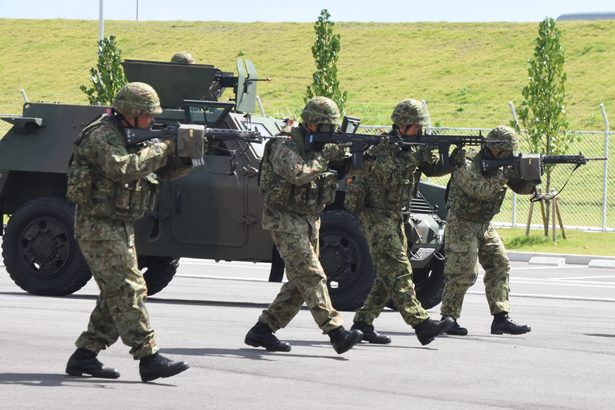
[1,0,614,22]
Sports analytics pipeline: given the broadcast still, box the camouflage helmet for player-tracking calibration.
[485,125,520,154]
[113,82,163,117]
[171,51,195,64]
[300,97,341,125]
[391,99,430,127]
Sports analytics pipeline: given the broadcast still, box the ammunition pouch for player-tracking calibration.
[266,171,337,215]
[87,174,158,221]
[66,162,93,206]
[365,174,414,210]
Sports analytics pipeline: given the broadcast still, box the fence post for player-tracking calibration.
[508,101,520,228]
[599,103,610,232]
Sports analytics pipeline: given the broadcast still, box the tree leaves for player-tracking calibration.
[305,9,348,114]
[79,36,127,106]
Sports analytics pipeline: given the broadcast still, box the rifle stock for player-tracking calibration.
[124,124,262,147]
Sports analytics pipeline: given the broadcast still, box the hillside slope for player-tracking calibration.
[0,19,614,129]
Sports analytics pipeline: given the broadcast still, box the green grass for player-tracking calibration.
[1,19,615,129]
[499,228,615,256]
[1,18,614,254]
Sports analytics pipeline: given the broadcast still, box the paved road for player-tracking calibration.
[1,259,614,409]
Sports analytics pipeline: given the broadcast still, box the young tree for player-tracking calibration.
[305,9,348,114]
[80,36,127,105]
[517,18,571,237]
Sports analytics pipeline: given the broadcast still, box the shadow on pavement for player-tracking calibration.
[161,346,349,361]
[0,372,148,386]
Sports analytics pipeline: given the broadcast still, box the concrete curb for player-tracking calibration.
[509,251,615,267]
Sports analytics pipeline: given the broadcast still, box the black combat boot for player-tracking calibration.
[491,313,531,335]
[328,326,363,354]
[442,316,469,336]
[65,348,120,379]
[351,321,391,344]
[139,353,189,382]
[244,321,291,352]
[414,317,454,345]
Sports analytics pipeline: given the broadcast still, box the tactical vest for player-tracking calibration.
[363,142,422,211]
[66,115,159,221]
[447,151,507,222]
[258,132,337,215]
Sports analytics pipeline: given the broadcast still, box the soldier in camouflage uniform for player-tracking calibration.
[244,97,363,354]
[345,99,454,346]
[440,125,533,336]
[170,51,195,64]
[65,82,193,382]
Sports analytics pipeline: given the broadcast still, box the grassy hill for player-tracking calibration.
[1,18,615,129]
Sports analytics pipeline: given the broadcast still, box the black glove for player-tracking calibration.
[450,147,466,167]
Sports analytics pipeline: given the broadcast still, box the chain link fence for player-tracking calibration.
[1,106,612,231]
[358,125,613,232]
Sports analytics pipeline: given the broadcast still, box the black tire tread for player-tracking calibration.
[2,197,91,295]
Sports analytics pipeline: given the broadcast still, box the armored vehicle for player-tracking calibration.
[0,59,447,311]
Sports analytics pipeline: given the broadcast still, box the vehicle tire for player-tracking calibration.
[138,255,179,295]
[386,253,446,311]
[2,197,91,295]
[319,210,375,311]
[412,254,445,309]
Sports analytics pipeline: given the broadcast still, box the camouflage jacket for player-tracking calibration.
[447,150,535,222]
[67,114,190,223]
[346,131,448,212]
[260,126,337,233]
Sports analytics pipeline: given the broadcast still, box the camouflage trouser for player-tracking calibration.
[259,224,343,334]
[353,209,429,328]
[440,212,510,319]
[74,217,158,359]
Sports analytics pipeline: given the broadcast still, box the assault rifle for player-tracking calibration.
[305,116,389,169]
[305,116,488,169]
[480,153,607,183]
[124,123,262,167]
[411,133,484,169]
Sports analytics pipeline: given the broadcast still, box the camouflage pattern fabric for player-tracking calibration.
[441,147,535,318]
[353,208,429,327]
[300,96,341,125]
[440,212,511,318]
[170,51,195,64]
[484,125,520,155]
[69,115,190,221]
[258,126,343,334]
[75,216,157,359]
[259,222,343,334]
[259,127,338,216]
[113,82,163,118]
[69,114,190,359]
[360,136,444,211]
[352,138,448,327]
[391,99,430,127]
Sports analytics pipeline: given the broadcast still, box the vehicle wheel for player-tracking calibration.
[319,210,375,311]
[386,253,446,311]
[2,197,91,295]
[412,254,445,309]
[138,255,179,295]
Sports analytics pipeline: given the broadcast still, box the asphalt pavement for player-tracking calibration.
[1,258,614,409]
